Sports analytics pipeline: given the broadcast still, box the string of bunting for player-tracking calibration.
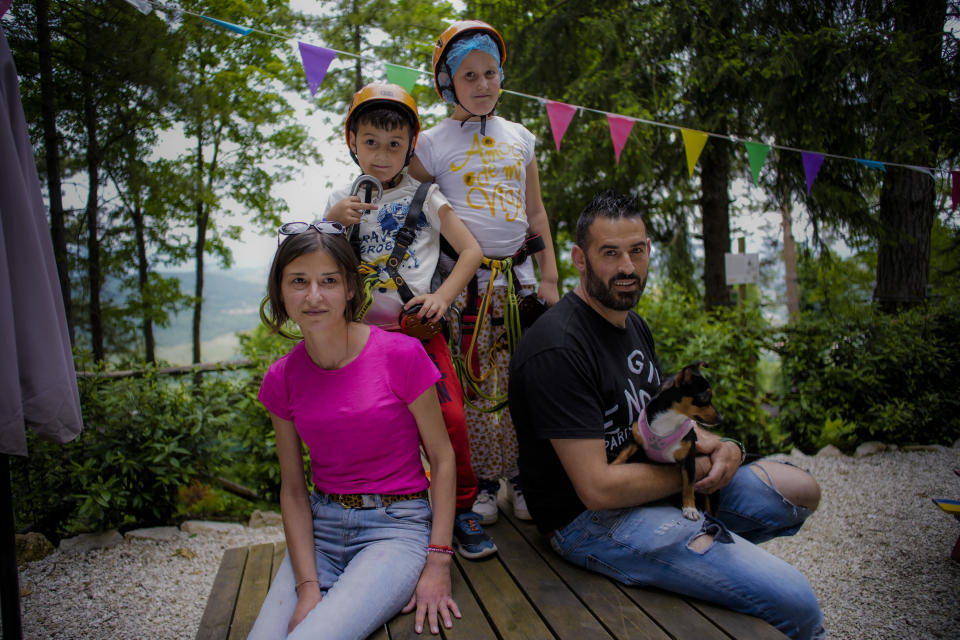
[127,0,959,210]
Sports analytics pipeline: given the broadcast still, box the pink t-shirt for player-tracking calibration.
[258,326,441,495]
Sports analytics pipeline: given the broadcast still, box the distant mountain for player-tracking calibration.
[153,267,268,363]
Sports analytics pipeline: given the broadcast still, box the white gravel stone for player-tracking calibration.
[18,447,960,639]
[180,520,246,535]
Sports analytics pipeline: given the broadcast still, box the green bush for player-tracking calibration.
[13,372,230,539]
[637,282,787,454]
[774,295,960,452]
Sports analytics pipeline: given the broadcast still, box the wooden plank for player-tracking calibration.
[196,547,248,640]
[270,540,286,582]
[689,600,789,640]
[443,558,497,640]
[620,586,730,640]
[227,543,275,640]
[456,550,554,638]
[504,512,671,640]
[493,514,613,639]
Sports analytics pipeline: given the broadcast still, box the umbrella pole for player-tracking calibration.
[0,454,23,639]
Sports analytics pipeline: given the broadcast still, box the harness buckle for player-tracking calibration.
[395,226,416,248]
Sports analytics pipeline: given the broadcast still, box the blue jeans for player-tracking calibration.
[549,462,825,640]
[247,492,431,640]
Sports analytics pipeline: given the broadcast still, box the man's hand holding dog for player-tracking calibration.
[693,429,741,494]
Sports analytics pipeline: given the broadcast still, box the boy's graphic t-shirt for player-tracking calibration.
[416,116,537,287]
[324,173,446,329]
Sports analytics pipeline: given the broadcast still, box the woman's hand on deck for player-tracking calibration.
[402,554,460,634]
[287,583,322,634]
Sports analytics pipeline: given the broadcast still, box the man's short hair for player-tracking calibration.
[575,191,645,248]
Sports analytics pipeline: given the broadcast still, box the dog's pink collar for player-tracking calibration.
[638,410,695,464]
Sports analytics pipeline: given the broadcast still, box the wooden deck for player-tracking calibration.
[197,505,787,640]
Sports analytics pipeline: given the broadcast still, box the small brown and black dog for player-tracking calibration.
[612,362,723,520]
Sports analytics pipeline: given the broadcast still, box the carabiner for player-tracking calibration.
[350,174,383,204]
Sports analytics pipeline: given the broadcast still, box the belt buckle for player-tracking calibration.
[361,494,377,508]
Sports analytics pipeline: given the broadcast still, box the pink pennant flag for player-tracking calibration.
[1,0,12,18]
[607,114,635,164]
[952,170,959,211]
[545,101,577,151]
[802,152,825,196]
[298,42,337,96]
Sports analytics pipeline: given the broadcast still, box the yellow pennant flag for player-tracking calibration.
[681,129,709,178]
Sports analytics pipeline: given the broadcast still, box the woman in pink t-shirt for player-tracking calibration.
[247,223,460,639]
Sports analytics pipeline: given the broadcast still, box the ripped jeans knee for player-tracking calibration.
[714,461,815,544]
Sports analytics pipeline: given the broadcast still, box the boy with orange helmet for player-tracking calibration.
[410,20,560,526]
[324,83,498,560]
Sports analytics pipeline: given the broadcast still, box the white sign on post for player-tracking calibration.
[725,253,760,285]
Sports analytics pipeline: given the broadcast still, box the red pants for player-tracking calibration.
[423,333,478,511]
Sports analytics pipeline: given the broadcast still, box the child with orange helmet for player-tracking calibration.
[324,83,499,561]
[409,20,561,527]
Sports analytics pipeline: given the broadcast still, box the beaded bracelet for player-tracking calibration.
[427,544,455,556]
[720,437,746,465]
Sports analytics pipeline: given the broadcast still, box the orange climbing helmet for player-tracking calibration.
[432,20,506,102]
[344,83,420,166]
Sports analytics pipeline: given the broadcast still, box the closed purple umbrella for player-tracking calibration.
[1,23,84,639]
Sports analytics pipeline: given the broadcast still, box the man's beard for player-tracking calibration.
[583,256,646,311]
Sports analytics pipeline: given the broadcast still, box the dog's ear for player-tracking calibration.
[678,361,706,384]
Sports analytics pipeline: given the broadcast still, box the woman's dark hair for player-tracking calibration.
[575,190,646,249]
[265,230,362,331]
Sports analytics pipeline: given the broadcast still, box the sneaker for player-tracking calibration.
[472,478,500,525]
[508,476,531,520]
[452,511,498,560]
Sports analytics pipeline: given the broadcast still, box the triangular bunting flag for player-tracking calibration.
[681,129,709,178]
[906,165,936,178]
[952,170,959,211]
[200,15,253,35]
[545,101,577,151]
[0,0,10,18]
[123,0,152,14]
[744,141,771,185]
[802,152,825,196]
[385,64,420,93]
[298,42,337,97]
[855,158,886,172]
[607,114,635,164]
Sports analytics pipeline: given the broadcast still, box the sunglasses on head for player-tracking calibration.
[277,221,346,245]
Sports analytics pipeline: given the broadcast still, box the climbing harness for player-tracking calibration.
[450,234,546,412]
[349,177,444,341]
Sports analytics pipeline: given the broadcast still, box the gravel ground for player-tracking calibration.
[16,445,960,640]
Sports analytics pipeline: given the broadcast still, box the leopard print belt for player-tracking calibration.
[325,490,429,509]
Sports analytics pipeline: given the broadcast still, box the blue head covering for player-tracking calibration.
[437,32,505,105]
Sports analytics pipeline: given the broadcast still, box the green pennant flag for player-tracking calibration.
[385,64,420,93]
[744,141,771,185]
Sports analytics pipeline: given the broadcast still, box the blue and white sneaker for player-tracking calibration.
[452,511,498,560]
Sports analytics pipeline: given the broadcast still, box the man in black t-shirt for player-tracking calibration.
[508,192,826,640]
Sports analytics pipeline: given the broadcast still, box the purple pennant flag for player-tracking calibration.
[0,0,11,18]
[298,42,337,96]
[802,152,825,196]
[952,170,959,211]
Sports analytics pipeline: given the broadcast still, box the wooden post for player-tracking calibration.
[737,237,747,307]
[1,455,23,640]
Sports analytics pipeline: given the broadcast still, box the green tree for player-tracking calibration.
[6,1,189,362]
[171,0,313,364]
